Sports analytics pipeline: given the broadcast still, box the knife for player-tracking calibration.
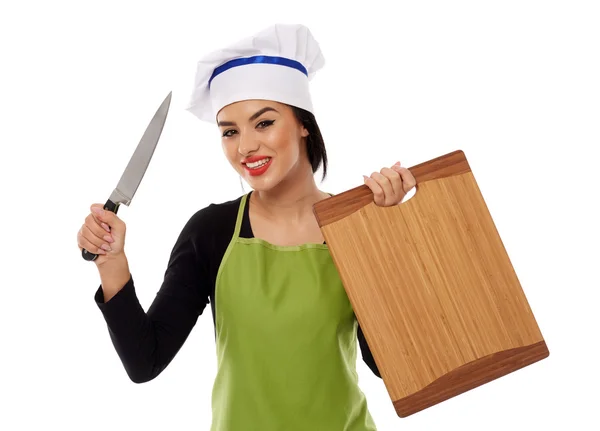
[82,91,172,261]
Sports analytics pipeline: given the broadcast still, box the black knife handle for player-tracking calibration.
[81,199,120,261]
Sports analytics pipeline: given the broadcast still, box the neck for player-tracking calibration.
[252,165,328,224]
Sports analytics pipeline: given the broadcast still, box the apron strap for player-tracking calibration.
[233,193,248,239]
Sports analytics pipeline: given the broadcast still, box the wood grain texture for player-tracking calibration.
[313,150,470,227]
[393,340,548,417]
[313,150,548,417]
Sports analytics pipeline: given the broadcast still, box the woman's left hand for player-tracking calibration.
[363,161,417,206]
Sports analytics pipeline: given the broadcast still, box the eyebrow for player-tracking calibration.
[217,107,279,127]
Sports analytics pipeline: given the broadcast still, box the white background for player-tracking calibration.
[1,0,598,430]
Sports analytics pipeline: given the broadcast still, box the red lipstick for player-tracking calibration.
[242,155,272,177]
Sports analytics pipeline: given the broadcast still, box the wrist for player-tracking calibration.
[96,250,128,269]
[97,253,131,301]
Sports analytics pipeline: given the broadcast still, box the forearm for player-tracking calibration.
[93,207,211,383]
[95,254,162,382]
[97,254,131,302]
[94,273,205,384]
[99,279,167,384]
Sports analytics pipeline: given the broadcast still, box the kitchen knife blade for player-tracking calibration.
[82,91,172,261]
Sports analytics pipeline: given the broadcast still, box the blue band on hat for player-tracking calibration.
[209,55,308,87]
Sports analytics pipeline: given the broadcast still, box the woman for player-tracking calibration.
[77,24,416,431]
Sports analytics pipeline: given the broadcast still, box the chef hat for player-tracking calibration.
[185,23,325,123]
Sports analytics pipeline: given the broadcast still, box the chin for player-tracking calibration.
[246,177,280,192]
[244,172,285,193]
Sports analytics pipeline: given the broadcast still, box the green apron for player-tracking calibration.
[210,193,377,431]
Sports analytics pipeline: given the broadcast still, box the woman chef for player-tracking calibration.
[77,23,416,431]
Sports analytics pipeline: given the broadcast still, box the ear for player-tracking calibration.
[301,126,309,138]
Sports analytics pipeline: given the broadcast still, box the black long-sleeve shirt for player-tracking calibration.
[94,193,381,383]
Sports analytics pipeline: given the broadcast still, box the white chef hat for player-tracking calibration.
[185,23,325,123]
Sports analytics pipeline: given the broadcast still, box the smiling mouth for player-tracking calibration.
[244,157,271,169]
[243,157,273,176]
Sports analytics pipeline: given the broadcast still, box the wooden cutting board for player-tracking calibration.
[313,150,549,417]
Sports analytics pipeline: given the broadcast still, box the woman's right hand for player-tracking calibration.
[77,204,127,267]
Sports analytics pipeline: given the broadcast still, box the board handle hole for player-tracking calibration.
[398,185,417,205]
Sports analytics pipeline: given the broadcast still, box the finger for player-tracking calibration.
[395,166,416,192]
[370,171,396,206]
[85,213,114,241]
[81,224,113,252]
[78,228,107,255]
[364,174,385,206]
[380,167,403,199]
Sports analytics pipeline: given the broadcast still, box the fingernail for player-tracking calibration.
[101,244,112,251]
[97,248,106,255]
[103,235,114,243]
[363,175,369,181]
[394,161,401,166]
[101,223,111,233]
[92,207,104,217]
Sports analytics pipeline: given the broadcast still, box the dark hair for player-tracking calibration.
[290,105,328,181]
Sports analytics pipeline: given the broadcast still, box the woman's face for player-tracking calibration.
[216,100,309,191]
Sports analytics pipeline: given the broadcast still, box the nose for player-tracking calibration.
[237,132,259,156]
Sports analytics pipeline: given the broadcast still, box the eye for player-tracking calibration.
[257,120,275,129]
[222,129,237,138]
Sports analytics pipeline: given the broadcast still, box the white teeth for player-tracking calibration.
[246,158,270,168]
